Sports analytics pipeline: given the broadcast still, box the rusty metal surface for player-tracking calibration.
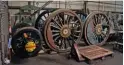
[44,9,83,53]
[79,45,113,60]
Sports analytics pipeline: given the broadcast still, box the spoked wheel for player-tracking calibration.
[44,9,83,53]
[84,12,110,46]
[35,10,50,32]
[35,10,52,52]
[75,10,87,22]
[11,27,42,58]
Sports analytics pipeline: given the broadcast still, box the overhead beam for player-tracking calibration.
[87,1,123,6]
[31,1,52,16]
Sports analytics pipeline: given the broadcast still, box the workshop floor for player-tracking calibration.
[9,44,123,65]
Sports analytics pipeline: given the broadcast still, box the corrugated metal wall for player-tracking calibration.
[0,1,9,65]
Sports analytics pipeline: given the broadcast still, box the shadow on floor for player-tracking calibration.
[9,44,123,65]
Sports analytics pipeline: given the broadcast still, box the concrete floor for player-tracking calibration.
[9,44,123,65]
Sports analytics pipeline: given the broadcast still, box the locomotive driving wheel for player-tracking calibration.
[35,10,51,51]
[11,27,42,58]
[44,9,83,53]
[84,12,110,46]
[35,10,51,32]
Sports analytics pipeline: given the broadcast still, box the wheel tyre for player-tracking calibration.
[11,27,42,58]
[12,23,30,35]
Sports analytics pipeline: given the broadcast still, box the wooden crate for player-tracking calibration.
[79,45,113,64]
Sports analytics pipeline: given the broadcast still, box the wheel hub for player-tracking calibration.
[25,41,36,52]
[95,24,102,35]
[60,25,71,38]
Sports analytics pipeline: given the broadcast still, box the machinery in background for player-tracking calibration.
[106,12,123,52]
[113,31,123,53]
[11,8,112,58]
[9,1,113,61]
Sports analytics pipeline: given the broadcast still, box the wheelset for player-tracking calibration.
[83,12,110,46]
[34,9,111,53]
[11,27,42,58]
[44,9,83,52]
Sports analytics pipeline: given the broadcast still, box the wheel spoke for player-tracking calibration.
[66,15,71,25]
[51,23,60,30]
[52,19,62,28]
[67,37,72,47]
[57,14,63,26]
[70,35,76,42]
[97,35,101,43]
[63,38,67,49]
[92,32,99,42]
[52,30,60,33]
[94,34,100,43]
[59,37,64,49]
[101,32,106,37]
[40,18,45,22]
[54,35,60,42]
[43,15,47,19]
[99,35,103,42]
[52,33,59,37]
[75,30,81,33]
[75,19,79,23]
[59,12,65,24]
[98,14,101,24]
[72,32,80,38]
[69,16,74,23]
[93,15,97,25]
[59,39,63,48]
[99,14,104,24]
[93,17,97,27]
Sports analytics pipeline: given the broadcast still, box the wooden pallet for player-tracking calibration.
[79,45,113,64]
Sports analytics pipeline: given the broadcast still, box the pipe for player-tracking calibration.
[8,6,20,9]
[31,1,52,16]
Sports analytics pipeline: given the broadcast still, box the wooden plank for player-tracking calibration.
[69,43,85,62]
[73,44,85,61]
[79,45,113,60]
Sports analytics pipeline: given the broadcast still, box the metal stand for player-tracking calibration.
[113,31,123,53]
